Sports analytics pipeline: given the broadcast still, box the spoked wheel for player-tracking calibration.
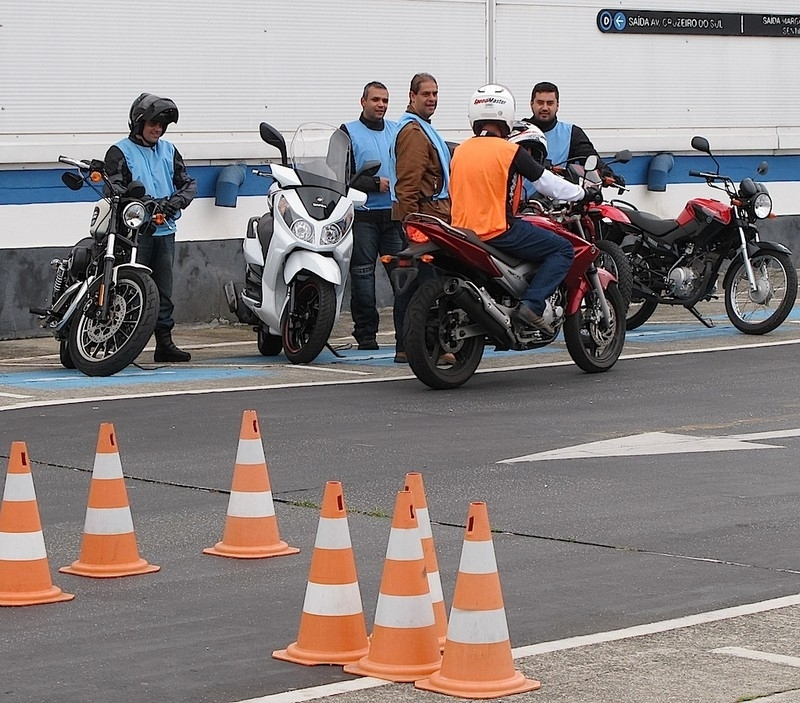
[68,269,159,376]
[257,325,283,356]
[622,242,659,330]
[564,281,626,373]
[403,277,485,390]
[281,274,336,364]
[724,250,798,334]
[596,240,633,308]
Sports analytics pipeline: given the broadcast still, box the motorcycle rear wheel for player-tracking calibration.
[281,275,336,364]
[596,240,633,308]
[68,269,159,377]
[622,242,659,329]
[257,325,283,356]
[403,277,485,390]
[564,281,626,373]
[724,250,798,335]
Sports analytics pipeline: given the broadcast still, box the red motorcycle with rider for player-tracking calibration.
[390,85,626,390]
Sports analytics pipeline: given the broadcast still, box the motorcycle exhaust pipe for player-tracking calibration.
[442,278,515,345]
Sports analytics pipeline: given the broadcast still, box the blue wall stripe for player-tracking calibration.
[0,154,797,206]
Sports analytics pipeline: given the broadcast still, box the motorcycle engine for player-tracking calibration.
[667,261,703,299]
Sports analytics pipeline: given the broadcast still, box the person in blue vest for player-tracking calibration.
[339,81,404,352]
[104,93,197,362]
[523,81,621,187]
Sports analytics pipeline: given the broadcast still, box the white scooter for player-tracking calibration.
[225,122,378,363]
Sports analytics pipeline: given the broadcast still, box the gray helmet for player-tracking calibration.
[128,93,179,137]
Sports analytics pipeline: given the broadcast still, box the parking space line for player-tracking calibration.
[710,646,800,669]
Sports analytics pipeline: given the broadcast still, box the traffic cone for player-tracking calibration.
[273,481,369,665]
[415,501,540,698]
[203,410,299,559]
[344,488,441,682]
[60,423,159,578]
[404,471,447,649]
[0,442,74,606]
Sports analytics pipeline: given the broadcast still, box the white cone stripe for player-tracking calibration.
[416,507,433,539]
[92,452,124,479]
[227,490,275,518]
[314,517,352,550]
[427,571,444,602]
[447,607,510,644]
[2,472,36,501]
[385,526,424,561]
[0,530,47,560]
[83,506,135,535]
[302,581,363,616]
[458,539,498,574]
[374,593,435,628]
[235,438,267,466]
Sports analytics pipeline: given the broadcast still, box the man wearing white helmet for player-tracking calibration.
[450,84,589,335]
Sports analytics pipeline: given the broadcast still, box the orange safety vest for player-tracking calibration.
[450,136,522,241]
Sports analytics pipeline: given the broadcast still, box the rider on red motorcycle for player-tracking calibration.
[450,84,595,335]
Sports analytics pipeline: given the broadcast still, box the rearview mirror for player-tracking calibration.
[259,122,289,167]
[757,161,769,176]
[691,136,711,154]
[584,155,598,171]
[61,171,84,191]
[614,149,632,164]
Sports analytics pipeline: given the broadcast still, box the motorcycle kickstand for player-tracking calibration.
[326,341,347,358]
[687,305,715,328]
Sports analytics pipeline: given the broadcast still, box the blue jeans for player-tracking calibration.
[349,215,406,345]
[490,218,574,315]
[136,233,175,330]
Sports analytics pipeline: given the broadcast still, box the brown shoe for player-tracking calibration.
[512,304,554,336]
[437,352,457,366]
[394,352,408,364]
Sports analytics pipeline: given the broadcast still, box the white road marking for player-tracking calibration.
[710,646,800,669]
[0,391,32,398]
[234,593,800,703]
[500,430,782,463]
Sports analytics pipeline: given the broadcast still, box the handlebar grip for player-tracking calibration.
[688,170,703,177]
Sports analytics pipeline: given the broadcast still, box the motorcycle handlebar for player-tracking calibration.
[58,155,92,170]
[252,167,273,178]
[689,170,717,179]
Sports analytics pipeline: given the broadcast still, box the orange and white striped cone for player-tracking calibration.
[416,501,540,698]
[203,410,299,559]
[273,481,368,665]
[60,423,159,578]
[344,487,441,682]
[405,471,447,649]
[0,442,74,606]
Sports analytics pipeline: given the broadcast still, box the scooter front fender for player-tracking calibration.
[283,250,342,286]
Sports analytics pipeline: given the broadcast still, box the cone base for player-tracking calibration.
[344,656,441,683]
[0,585,75,607]
[203,541,300,560]
[60,559,160,579]
[415,670,541,699]
[273,641,369,667]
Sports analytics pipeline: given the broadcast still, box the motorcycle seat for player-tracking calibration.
[623,209,680,237]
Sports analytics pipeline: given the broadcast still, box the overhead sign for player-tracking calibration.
[597,10,800,37]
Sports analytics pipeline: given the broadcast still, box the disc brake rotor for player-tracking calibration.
[85,294,127,343]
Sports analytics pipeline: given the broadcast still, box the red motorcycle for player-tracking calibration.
[599,136,797,333]
[390,206,627,390]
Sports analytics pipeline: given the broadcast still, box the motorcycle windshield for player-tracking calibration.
[289,122,351,196]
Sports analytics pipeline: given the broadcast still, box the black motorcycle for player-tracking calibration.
[30,156,160,376]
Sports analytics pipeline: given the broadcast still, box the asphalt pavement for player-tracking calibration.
[2,305,800,703]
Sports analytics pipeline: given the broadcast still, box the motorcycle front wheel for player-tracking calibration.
[68,269,159,376]
[564,281,626,373]
[724,250,798,334]
[403,277,485,390]
[59,338,76,369]
[281,275,336,364]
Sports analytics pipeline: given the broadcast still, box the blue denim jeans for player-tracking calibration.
[136,232,175,330]
[490,218,574,315]
[349,215,406,345]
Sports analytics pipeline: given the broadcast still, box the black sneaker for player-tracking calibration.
[512,304,554,336]
[358,339,379,350]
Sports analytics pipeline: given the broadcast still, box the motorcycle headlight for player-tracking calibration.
[291,219,314,242]
[321,209,353,245]
[122,201,147,229]
[750,192,772,220]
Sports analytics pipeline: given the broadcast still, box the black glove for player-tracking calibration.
[582,187,603,206]
[159,197,181,220]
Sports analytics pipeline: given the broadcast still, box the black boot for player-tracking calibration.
[154,328,191,362]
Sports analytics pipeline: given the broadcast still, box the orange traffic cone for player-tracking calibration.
[60,423,159,578]
[344,488,441,682]
[416,501,540,698]
[273,481,369,665]
[405,471,447,649]
[204,410,299,559]
[0,442,74,606]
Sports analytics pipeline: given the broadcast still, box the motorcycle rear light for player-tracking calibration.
[420,254,435,264]
[406,225,430,243]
